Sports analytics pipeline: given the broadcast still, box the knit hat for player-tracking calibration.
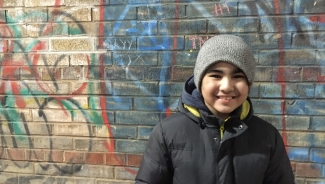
[194,35,256,91]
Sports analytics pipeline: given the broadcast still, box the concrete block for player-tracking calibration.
[251,99,283,114]
[261,16,318,33]
[287,100,325,115]
[105,66,126,80]
[259,50,316,66]
[104,97,133,110]
[138,126,154,139]
[134,97,178,111]
[0,172,17,183]
[316,50,325,66]
[294,0,325,14]
[126,66,148,80]
[93,5,136,21]
[99,37,137,50]
[112,82,159,96]
[51,38,93,51]
[74,164,114,178]
[148,66,171,81]
[32,109,72,122]
[240,33,292,49]
[51,22,69,36]
[10,38,48,52]
[171,66,193,81]
[286,132,325,147]
[25,0,64,6]
[0,160,33,174]
[113,21,158,36]
[158,51,198,66]
[49,7,92,22]
[310,148,325,164]
[138,36,184,51]
[208,17,258,33]
[287,147,309,161]
[115,111,159,125]
[159,20,206,35]
[311,117,325,131]
[114,166,138,180]
[62,66,83,80]
[138,4,185,20]
[159,82,183,97]
[185,35,211,50]
[116,140,147,153]
[65,0,101,6]
[6,8,47,23]
[113,51,158,66]
[293,33,325,49]
[75,138,108,152]
[187,2,237,18]
[52,123,93,137]
[239,0,293,15]
[260,83,314,98]
[1,24,27,38]
[33,53,70,66]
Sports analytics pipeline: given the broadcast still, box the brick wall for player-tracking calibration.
[0,0,324,183]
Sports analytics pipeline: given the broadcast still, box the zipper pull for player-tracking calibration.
[220,117,230,139]
[220,124,224,139]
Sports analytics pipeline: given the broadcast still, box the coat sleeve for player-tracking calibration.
[263,130,295,184]
[135,122,173,184]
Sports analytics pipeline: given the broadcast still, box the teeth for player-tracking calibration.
[220,97,232,100]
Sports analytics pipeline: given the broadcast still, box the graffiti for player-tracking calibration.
[0,0,325,182]
[214,3,231,16]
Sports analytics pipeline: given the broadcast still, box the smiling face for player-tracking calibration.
[201,62,249,119]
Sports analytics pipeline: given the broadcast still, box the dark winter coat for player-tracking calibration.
[135,76,295,184]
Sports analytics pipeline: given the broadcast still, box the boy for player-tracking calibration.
[135,35,295,184]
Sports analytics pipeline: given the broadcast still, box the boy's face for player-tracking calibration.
[201,62,249,119]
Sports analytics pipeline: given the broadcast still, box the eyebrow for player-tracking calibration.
[206,68,244,74]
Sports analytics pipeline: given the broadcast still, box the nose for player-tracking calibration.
[219,77,234,92]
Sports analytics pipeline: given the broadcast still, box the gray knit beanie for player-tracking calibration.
[194,35,256,91]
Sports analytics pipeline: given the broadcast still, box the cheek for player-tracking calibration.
[237,83,249,95]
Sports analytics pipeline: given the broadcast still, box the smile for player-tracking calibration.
[218,96,235,100]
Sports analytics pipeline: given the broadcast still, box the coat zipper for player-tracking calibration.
[220,123,225,139]
[220,117,231,139]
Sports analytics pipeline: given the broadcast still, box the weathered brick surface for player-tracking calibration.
[51,38,93,51]
[208,17,259,33]
[239,0,293,16]
[0,0,324,183]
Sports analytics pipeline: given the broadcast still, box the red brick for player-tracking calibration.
[25,149,45,161]
[44,150,63,162]
[1,66,20,80]
[126,154,143,167]
[302,67,325,82]
[85,152,105,165]
[64,151,85,164]
[275,67,301,81]
[106,153,125,166]
[7,148,25,161]
[295,163,323,177]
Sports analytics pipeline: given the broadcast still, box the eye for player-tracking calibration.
[211,74,222,79]
[233,74,245,79]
